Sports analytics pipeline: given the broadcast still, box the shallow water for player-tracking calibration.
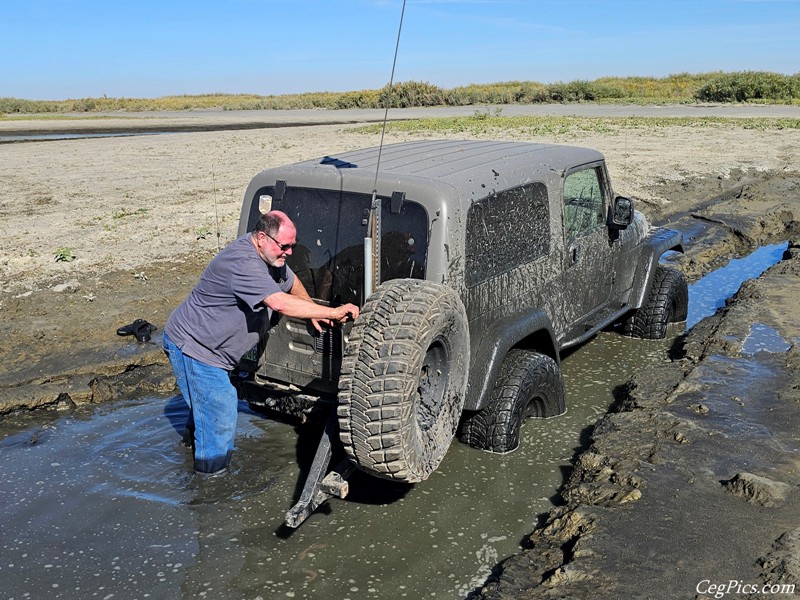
[0,332,677,600]
[1,242,788,600]
[686,242,788,329]
[0,132,167,143]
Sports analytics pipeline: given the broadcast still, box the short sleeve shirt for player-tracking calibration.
[165,234,295,370]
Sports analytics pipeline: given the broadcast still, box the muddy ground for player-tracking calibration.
[476,245,800,599]
[1,110,800,598]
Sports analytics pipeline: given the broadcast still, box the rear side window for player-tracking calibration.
[465,182,549,288]
[250,186,428,306]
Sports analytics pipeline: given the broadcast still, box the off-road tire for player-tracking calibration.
[337,279,470,482]
[623,265,688,339]
[459,350,565,454]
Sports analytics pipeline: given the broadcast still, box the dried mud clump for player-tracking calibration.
[722,472,793,507]
[759,528,800,587]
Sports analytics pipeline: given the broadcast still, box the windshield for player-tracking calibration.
[249,186,428,306]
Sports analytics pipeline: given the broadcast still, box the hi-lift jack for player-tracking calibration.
[284,408,354,528]
[286,188,395,529]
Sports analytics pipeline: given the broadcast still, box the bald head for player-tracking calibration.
[255,210,295,237]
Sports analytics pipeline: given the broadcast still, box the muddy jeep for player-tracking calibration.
[236,140,686,521]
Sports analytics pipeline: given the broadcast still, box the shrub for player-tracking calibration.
[54,247,76,262]
[379,81,445,108]
[546,80,598,102]
[444,81,538,105]
[335,89,381,109]
[695,71,799,102]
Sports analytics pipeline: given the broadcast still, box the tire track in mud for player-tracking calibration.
[652,169,800,282]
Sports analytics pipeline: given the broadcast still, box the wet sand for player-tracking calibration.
[1,108,800,597]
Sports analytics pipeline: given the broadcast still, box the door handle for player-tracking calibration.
[570,245,580,264]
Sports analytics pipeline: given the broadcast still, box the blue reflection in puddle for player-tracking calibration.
[687,242,788,329]
[742,322,793,354]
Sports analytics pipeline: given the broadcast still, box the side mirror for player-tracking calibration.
[609,196,634,229]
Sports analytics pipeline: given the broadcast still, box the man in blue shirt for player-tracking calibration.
[163,210,359,475]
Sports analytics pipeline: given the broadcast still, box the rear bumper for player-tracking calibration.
[235,377,335,423]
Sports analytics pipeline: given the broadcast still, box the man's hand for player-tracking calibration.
[308,305,359,333]
[333,303,360,324]
[310,317,333,333]
[310,304,359,332]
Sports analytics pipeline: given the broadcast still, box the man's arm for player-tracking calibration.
[264,278,359,332]
[288,276,318,303]
[288,276,331,331]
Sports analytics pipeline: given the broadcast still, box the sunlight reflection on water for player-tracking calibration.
[686,242,787,329]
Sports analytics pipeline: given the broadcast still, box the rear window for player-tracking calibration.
[465,182,549,288]
[248,186,428,306]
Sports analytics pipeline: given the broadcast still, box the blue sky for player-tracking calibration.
[1,0,798,100]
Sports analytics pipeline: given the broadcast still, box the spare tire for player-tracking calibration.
[337,279,470,483]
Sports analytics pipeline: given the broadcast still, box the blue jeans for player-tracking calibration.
[163,331,238,474]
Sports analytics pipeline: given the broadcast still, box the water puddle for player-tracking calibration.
[0,131,170,143]
[741,322,793,355]
[686,242,788,329]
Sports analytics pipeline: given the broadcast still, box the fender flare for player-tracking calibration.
[464,308,558,412]
[629,227,684,310]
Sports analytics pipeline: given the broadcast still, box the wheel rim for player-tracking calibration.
[415,338,450,432]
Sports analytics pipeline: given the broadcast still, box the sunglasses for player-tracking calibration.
[265,232,297,252]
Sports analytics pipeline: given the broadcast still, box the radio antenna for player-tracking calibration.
[365,0,407,298]
[373,0,406,192]
[212,166,221,252]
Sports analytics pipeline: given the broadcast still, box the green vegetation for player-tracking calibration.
[695,71,800,102]
[195,226,212,240]
[54,247,76,262]
[112,207,149,219]
[356,114,800,137]
[1,72,798,116]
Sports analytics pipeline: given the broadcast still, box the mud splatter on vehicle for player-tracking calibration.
[235,140,687,524]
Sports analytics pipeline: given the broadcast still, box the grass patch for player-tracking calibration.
[0,113,128,122]
[356,114,800,137]
[112,208,149,219]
